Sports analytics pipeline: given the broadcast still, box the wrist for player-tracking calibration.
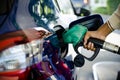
[97,22,112,40]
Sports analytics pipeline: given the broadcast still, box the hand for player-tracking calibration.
[84,31,96,51]
[83,31,105,51]
[83,22,112,51]
[22,28,51,41]
[0,28,51,52]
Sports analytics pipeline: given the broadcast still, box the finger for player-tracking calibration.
[92,48,96,51]
[84,31,92,46]
[87,42,95,50]
[83,44,87,49]
[90,43,96,51]
[84,34,89,46]
[87,42,92,50]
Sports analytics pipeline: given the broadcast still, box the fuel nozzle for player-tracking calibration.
[62,24,88,47]
[53,25,68,58]
[62,24,87,66]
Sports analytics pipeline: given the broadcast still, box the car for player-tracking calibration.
[0,0,120,80]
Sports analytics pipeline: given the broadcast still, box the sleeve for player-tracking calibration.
[107,4,120,30]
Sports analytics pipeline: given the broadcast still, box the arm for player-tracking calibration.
[84,4,120,50]
[0,28,48,52]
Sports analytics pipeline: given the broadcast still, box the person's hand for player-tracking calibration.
[22,28,51,41]
[0,28,51,52]
[83,23,112,51]
[84,31,96,51]
[83,31,105,51]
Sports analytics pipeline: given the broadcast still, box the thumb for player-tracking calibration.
[84,32,90,46]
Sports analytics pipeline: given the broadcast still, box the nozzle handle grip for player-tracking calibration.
[74,39,100,61]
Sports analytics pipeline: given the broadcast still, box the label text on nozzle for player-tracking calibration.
[103,42,119,53]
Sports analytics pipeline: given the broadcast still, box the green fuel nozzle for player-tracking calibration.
[62,24,102,61]
[62,24,88,47]
[54,24,88,61]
